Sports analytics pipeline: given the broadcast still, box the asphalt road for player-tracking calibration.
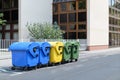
[0,50,120,80]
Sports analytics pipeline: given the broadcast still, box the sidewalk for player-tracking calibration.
[80,47,120,59]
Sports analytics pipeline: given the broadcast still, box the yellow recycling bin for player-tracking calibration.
[49,42,64,64]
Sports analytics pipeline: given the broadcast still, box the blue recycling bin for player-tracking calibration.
[36,42,51,65]
[9,42,39,68]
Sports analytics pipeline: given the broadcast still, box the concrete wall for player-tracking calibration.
[87,0,109,50]
[19,0,52,40]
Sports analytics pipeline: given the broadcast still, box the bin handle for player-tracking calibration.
[64,46,71,54]
[55,46,63,55]
[41,47,50,56]
[29,47,39,58]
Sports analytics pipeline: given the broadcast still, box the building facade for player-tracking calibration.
[0,0,120,50]
[109,0,120,47]
[0,0,52,40]
[53,0,109,50]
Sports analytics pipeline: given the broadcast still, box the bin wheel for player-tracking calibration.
[46,64,48,67]
[51,63,55,66]
[75,59,78,62]
[34,66,37,70]
[23,67,28,71]
[58,62,61,65]
[11,67,15,70]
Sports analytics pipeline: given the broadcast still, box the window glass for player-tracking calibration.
[53,4,58,12]
[12,10,18,21]
[68,32,76,39]
[5,25,10,30]
[69,2,76,10]
[11,0,18,8]
[111,0,115,6]
[3,0,10,9]
[60,14,67,23]
[60,3,67,11]
[53,15,58,23]
[78,32,86,39]
[69,13,76,22]
[78,12,86,22]
[5,32,10,39]
[0,26,2,30]
[63,32,67,39]
[0,32,2,39]
[60,25,66,30]
[13,32,18,39]
[78,0,86,9]
[0,0,2,9]
[69,24,76,30]
[13,24,18,30]
[78,24,86,30]
[3,11,10,22]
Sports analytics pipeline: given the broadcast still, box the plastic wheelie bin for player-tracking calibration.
[35,42,51,66]
[49,42,64,64]
[62,42,72,62]
[9,42,39,70]
[71,41,80,61]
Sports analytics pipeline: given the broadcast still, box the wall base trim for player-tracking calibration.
[87,45,108,51]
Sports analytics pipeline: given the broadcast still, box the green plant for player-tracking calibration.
[27,22,64,39]
[0,13,6,25]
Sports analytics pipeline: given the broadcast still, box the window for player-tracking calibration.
[78,12,86,22]
[78,32,86,39]
[12,10,18,21]
[13,32,18,39]
[3,11,10,22]
[78,0,86,9]
[13,24,18,30]
[60,14,67,23]
[5,32,10,39]
[68,32,76,39]
[60,25,66,30]
[69,24,76,30]
[53,15,58,23]
[69,13,76,22]
[3,0,10,9]
[63,32,67,39]
[111,0,115,7]
[0,32,2,39]
[69,2,76,10]
[60,3,67,11]
[78,24,86,30]
[109,0,112,6]
[53,4,58,12]
[5,25,10,30]
[11,0,18,8]
[0,0,2,9]
[0,26,2,30]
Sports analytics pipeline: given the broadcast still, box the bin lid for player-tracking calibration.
[9,42,32,51]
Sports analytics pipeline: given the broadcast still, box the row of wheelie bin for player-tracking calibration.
[9,41,79,70]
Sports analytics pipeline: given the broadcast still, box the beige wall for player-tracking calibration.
[19,0,52,40]
[87,0,109,49]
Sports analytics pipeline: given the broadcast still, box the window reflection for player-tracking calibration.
[69,2,76,10]
[60,3,67,11]
[78,0,86,9]
[53,4,58,12]
[69,13,76,22]
[60,14,67,23]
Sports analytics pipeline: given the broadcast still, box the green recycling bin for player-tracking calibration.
[62,42,72,62]
[71,41,80,61]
